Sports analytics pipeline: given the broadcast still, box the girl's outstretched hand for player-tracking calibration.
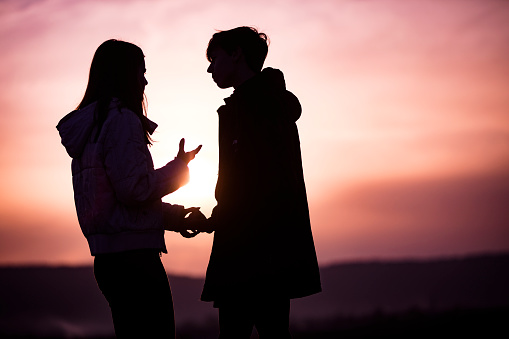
[176,138,202,165]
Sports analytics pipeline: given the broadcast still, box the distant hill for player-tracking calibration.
[1,253,508,338]
[292,253,509,320]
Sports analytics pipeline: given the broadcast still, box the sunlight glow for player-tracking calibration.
[164,157,217,216]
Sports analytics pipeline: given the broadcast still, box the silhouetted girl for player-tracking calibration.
[57,39,201,338]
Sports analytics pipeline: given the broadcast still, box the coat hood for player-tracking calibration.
[56,99,157,159]
[56,102,97,159]
[234,67,302,122]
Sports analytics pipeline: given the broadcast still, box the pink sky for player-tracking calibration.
[0,0,508,276]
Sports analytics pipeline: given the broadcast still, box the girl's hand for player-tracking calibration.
[179,207,206,238]
[176,138,202,164]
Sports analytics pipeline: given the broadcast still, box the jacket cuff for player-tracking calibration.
[162,203,186,231]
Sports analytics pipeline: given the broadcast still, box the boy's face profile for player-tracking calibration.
[207,47,237,89]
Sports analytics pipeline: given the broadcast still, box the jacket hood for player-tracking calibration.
[56,99,157,159]
[56,102,97,159]
[259,67,287,92]
[235,67,302,122]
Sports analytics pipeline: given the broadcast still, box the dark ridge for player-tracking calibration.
[1,253,508,338]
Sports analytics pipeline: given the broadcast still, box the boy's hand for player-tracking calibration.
[182,207,214,235]
[179,207,207,238]
[176,138,202,165]
[180,229,200,238]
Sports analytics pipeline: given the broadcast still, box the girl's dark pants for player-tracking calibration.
[94,249,175,339]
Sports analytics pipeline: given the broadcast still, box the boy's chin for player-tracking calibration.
[214,79,232,89]
[216,82,231,89]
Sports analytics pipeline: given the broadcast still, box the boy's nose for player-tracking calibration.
[207,63,213,73]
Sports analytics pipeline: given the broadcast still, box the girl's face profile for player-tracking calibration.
[137,59,148,94]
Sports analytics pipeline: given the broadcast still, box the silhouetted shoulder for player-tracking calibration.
[235,67,302,122]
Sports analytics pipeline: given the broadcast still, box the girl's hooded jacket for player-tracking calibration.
[57,99,189,255]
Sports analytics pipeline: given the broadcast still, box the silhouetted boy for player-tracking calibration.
[201,26,321,339]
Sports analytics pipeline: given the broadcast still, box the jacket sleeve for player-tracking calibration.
[162,202,186,231]
[103,110,190,206]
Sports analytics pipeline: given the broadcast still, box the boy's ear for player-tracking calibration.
[231,47,243,63]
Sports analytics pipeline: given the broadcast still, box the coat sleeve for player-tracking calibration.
[103,110,189,206]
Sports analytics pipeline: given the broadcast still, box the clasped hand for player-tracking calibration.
[179,207,214,238]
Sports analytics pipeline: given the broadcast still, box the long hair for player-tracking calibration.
[77,39,152,144]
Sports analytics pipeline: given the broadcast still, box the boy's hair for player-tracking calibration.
[207,26,269,72]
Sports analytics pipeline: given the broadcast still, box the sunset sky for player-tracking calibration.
[0,0,508,277]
